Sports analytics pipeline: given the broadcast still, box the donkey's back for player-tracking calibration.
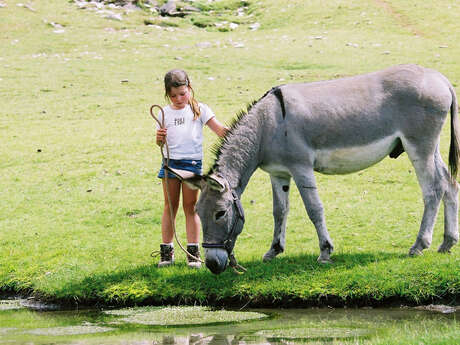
[261,64,456,175]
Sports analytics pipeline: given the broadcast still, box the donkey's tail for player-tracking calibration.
[448,83,460,181]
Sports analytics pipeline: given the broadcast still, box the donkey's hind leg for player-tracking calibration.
[406,146,446,256]
[436,152,459,252]
[263,175,291,262]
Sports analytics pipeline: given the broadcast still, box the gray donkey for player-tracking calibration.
[171,64,459,274]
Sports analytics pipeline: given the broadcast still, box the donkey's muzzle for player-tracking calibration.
[205,248,228,274]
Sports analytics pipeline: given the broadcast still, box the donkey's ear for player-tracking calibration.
[183,176,204,190]
[205,174,227,193]
[164,166,204,190]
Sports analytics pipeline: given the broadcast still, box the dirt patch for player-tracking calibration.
[373,0,424,37]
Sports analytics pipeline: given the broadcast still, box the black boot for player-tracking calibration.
[186,244,201,269]
[158,244,175,267]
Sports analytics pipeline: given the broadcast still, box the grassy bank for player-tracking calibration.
[1,0,459,308]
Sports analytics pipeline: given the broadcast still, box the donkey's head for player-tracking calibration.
[197,175,245,274]
[165,166,244,274]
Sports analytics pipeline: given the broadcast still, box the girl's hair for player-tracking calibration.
[164,69,201,120]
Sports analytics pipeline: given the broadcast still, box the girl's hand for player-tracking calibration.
[206,117,228,138]
[156,128,167,146]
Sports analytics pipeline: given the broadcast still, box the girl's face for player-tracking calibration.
[168,85,191,109]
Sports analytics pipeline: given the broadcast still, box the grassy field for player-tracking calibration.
[1,0,459,312]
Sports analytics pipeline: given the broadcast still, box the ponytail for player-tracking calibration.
[188,87,201,120]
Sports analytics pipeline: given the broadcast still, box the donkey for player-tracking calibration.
[171,64,459,274]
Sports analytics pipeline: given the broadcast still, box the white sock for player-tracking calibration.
[187,243,199,247]
[161,242,173,247]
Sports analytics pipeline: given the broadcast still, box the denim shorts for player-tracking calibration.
[157,159,202,179]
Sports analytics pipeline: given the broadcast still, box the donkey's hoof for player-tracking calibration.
[262,250,278,262]
[438,244,452,253]
[317,256,333,264]
[438,238,457,253]
[262,254,274,262]
[437,247,451,254]
[408,247,423,256]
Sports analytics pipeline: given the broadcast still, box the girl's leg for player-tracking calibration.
[161,178,181,243]
[182,183,201,243]
[182,183,201,268]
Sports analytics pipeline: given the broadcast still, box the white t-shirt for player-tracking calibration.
[157,103,215,160]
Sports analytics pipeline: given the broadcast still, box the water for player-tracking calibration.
[0,299,458,344]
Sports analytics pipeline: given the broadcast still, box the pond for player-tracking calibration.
[0,299,458,344]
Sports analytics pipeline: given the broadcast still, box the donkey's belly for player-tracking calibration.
[313,135,399,174]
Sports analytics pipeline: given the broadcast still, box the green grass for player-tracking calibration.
[0,0,459,310]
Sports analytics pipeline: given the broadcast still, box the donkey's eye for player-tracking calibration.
[215,210,226,221]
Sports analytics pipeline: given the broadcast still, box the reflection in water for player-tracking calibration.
[0,303,458,345]
[161,334,233,345]
[159,331,366,345]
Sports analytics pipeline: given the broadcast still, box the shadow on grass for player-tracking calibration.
[50,251,410,307]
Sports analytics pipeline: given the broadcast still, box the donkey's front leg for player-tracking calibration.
[263,175,291,262]
[292,167,334,263]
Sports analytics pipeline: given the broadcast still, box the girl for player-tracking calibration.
[155,69,228,268]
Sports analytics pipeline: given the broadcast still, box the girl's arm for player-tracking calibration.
[206,117,229,138]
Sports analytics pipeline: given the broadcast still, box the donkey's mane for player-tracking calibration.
[207,86,283,174]
[208,100,258,174]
